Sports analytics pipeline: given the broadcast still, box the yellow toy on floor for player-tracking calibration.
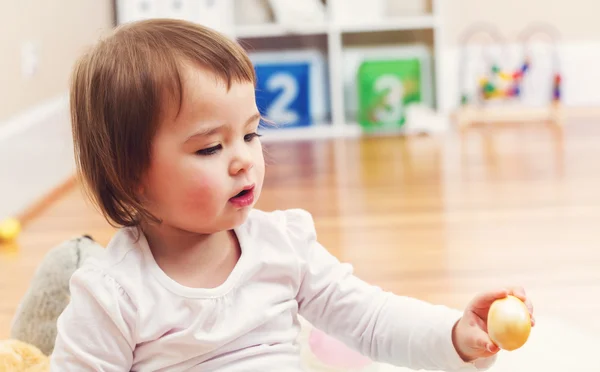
[0,339,48,372]
[0,217,21,243]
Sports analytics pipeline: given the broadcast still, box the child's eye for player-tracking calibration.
[196,144,222,156]
[244,132,262,142]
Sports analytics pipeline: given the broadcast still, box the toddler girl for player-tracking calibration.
[50,19,534,371]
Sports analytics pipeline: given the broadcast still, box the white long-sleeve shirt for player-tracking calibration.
[51,208,495,371]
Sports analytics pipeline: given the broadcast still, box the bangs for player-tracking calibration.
[136,21,258,122]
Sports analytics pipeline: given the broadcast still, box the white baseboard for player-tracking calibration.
[0,94,73,221]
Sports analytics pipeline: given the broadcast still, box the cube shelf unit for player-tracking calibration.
[114,0,443,141]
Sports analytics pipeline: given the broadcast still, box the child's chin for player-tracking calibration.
[213,210,253,231]
[230,208,253,224]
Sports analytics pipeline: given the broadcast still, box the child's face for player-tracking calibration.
[141,64,265,234]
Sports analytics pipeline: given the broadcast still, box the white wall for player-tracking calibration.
[441,0,599,45]
[0,1,113,220]
[437,0,600,112]
[0,0,114,122]
[0,95,73,221]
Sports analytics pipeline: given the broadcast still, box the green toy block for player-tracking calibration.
[357,58,423,132]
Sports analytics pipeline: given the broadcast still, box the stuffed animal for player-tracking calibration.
[10,235,104,356]
[0,339,49,372]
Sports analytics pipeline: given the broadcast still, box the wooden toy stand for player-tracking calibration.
[453,23,564,131]
[454,102,564,130]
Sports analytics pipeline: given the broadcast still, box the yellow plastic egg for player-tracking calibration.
[0,218,21,242]
[487,295,531,351]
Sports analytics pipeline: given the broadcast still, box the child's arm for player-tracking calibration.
[285,209,496,371]
[50,266,135,371]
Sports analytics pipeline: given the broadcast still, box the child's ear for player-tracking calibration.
[135,176,147,197]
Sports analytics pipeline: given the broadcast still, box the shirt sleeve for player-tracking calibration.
[50,265,136,371]
[284,209,496,372]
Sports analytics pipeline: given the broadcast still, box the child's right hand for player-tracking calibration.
[451,286,534,362]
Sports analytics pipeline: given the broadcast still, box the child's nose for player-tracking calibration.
[229,148,254,175]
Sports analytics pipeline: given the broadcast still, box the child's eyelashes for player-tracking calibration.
[196,144,222,156]
[244,132,262,142]
[195,133,262,156]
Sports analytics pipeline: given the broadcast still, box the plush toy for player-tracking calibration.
[10,235,104,356]
[0,339,49,372]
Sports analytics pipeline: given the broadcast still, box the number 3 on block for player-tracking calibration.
[373,74,404,124]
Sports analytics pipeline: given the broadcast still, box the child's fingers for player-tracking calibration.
[507,286,534,318]
[507,286,527,303]
[472,328,500,354]
[469,288,509,309]
[486,340,500,354]
[456,315,502,360]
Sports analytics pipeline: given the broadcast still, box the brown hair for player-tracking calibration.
[70,18,256,227]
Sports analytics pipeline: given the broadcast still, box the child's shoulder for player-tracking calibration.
[84,227,145,268]
[72,227,148,289]
[246,208,317,236]
[243,208,319,256]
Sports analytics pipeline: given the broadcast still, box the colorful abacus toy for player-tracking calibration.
[478,60,529,101]
[454,23,564,130]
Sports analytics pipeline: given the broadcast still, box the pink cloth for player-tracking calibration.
[309,328,372,369]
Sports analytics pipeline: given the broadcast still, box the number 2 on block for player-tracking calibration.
[266,73,300,124]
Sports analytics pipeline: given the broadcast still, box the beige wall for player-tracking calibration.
[443,0,599,45]
[0,0,114,123]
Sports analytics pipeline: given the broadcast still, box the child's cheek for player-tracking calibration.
[182,173,220,207]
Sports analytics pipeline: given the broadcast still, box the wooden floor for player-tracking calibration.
[3,120,600,339]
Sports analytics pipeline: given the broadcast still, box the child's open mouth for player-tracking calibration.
[229,185,255,208]
[234,189,250,198]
